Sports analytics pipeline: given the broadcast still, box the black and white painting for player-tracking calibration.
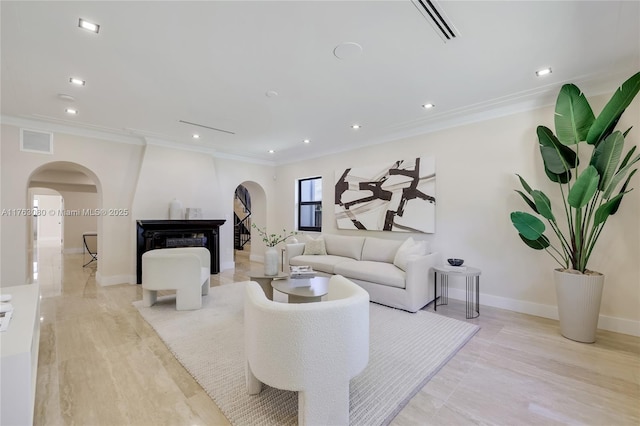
[334,157,436,233]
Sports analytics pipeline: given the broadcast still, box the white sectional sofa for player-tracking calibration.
[285,234,440,312]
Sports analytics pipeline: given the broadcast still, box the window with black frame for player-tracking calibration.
[298,177,322,232]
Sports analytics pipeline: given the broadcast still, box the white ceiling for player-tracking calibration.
[2,1,639,165]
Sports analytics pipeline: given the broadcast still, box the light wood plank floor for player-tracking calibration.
[33,245,639,425]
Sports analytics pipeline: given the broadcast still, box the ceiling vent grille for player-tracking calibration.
[411,0,458,42]
[21,129,53,154]
[179,120,235,135]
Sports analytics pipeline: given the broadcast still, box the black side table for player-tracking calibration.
[433,265,481,319]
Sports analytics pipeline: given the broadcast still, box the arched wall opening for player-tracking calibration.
[26,161,103,283]
[235,180,266,264]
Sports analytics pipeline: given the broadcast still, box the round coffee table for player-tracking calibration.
[248,268,289,301]
[271,276,330,303]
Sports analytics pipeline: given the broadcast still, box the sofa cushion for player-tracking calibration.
[393,237,428,271]
[334,261,406,289]
[303,236,327,255]
[361,237,403,263]
[289,255,355,274]
[323,234,365,260]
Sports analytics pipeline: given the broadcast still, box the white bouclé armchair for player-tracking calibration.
[244,275,370,426]
[141,247,211,310]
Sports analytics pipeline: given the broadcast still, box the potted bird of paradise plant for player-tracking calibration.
[510,71,640,342]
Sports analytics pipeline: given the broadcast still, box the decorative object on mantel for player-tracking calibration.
[169,198,183,219]
[510,71,640,343]
[252,224,298,276]
[185,208,202,219]
[447,258,464,266]
[334,156,436,233]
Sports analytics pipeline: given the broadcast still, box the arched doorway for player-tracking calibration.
[234,184,252,251]
[233,181,266,267]
[27,162,102,292]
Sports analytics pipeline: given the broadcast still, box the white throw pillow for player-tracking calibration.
[393,237,428,271]
[303,237,327,255]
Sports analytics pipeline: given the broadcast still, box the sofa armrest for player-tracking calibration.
[285,243,306,265]
[404,252,442,310]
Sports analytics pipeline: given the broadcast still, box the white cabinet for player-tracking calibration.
[1,283,41,426]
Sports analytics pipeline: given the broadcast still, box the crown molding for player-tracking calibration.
[1,115,276,166]
[1,114,145,146]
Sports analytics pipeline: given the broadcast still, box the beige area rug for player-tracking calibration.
[133,282,479,425]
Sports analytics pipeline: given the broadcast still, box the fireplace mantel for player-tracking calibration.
[136,219,226,284]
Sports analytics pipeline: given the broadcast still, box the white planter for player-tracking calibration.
[554,269,604,343]
[264,247,279,276]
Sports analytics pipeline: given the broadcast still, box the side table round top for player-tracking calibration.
[248,268,289,280]
[433,265,481,276]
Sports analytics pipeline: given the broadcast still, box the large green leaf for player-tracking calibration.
[587,72,640,145]
[590,131,624,191]
[554,84,594,145]
[516,174,533,194]
[610,169,636,215]
[538,126,578,176]
[603,152,640,198]
[618,145,637,171]
[545,167,571,184]
[594,192,627,225]
[515,190,538,213]
[567,166,600,208]
[531,190,554,220]
[511,211,545,240]
[519,234,550,250]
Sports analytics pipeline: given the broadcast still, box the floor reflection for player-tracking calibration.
[32,241,64,297]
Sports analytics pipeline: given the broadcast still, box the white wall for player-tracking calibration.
[130,142,277,272]
[1,124,280,286]
[0,124,144,287]
[58,190,98,253]
[274,93,640,335]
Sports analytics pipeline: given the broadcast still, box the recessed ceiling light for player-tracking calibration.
[536,67,552,77]
[78,18,100,33]
[65,108,78,115]
[192,134,200,139]
[351,124,361,129]
[422,103,435,109]
[69,77,86,86]
[268,149,275,154]
[303,139,310,144]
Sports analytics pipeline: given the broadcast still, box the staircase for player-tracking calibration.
[234,185,251,250]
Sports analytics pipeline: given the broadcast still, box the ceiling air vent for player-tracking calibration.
[411,0,458,42]
[179,120,235,135]
[20,129,53,154]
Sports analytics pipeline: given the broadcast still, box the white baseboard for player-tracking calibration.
[446,288,640,337]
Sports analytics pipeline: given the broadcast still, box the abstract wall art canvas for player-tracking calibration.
[334,157,436,233]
